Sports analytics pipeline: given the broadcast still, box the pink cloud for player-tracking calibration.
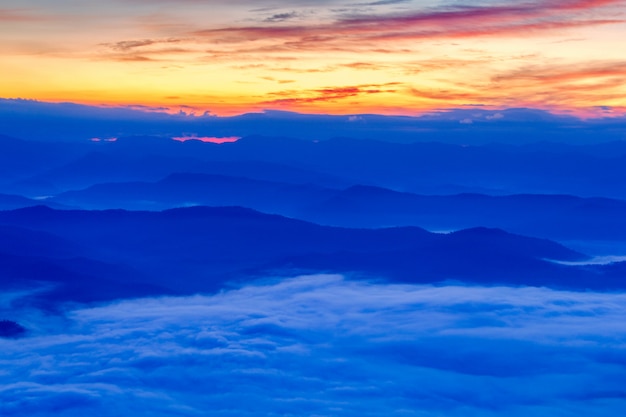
[189,0,624,52]
[173,136,240,144]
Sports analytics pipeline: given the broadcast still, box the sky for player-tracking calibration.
[3,274,626,416]
[1,0,625,116]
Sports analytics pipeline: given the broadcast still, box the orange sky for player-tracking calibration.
[1,0,625,116]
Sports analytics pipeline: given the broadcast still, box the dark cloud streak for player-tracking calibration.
[264,12,299,22]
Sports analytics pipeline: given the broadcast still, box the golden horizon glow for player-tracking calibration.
[2,0,626,117]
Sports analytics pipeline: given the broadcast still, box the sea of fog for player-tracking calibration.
[2,274,626,416]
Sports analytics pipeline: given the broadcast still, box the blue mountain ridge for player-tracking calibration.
[44,172,626,245]
[1,205,622,309]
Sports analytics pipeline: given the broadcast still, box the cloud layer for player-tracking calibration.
[2,274,626,416]
[2,1,626,115]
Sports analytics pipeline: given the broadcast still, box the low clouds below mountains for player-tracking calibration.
[2,274,626,416]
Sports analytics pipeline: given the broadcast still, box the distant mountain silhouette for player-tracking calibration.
[112,136,626,198]
[24,151,208,192]
[302,186,626,242]
[0,193,68,210]
[5,133,626,198]
[1,205,621,308]
[223,136,626,198]
[50,174,626,245]
[53,172,333,213]
[18,139,352,195]
[0,193,52,210]
[0,134,87,181]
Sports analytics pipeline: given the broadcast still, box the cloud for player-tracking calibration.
[8,1,624,116]
[263,83,401,106]
[342,61,391,70]
[264,12,299,23]
[190,0,625,52]
[487,61,626,109]
[485,112,503,120]
[410,87,489,102]
[172,135,240,143]
[493,61,626,83]
[2,274,626,416]
[105,39,161,51]
[96,38,194,61]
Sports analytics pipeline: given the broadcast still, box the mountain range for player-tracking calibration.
[2,205,625,309]
[2,121,626,310]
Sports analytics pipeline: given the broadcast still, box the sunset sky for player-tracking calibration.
[1,0,625,116]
